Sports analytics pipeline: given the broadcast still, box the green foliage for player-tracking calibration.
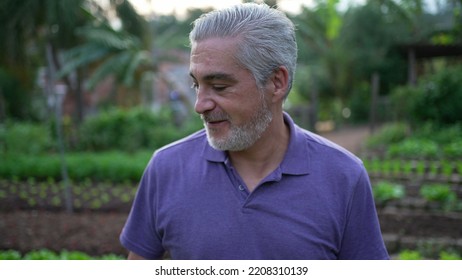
[397,249,462,260]
[420,184,457,204]
[390,65,462,126]
[0,107,202,155]
[0,0,88,121]
[150,14,191,51]
[366,122,462,159]
[366,122,410,149]
[0,122,54,155]
[413,123,462,144]
[339,1,410,93]
[0,250,22,260]
[0,151,152,182]
[23,249,60,260]
[0,250,124,260]
[372,181,405,204]
[387,139,439,159]
[1,178,138,210]
[411,65,462,125]
[0,154,59,180]
[114,0,149,43]
[412,123,462,158]
[0,68,34,120]
[443,140,462,159]
[0,107,203,182]
[439,251,461,260]
[78,107,201,152]
[59,25,152,90]
[398,250,423,260]
[346,83,370,123]
[100,253,126,260]
[58,250,93,260]
[67,151,150,182]
[389,85,421,122]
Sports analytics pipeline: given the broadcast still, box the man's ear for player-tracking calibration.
[270,66,289,102]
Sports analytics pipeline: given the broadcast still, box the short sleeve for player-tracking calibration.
[119,158,165,259]
[338,167,389,260]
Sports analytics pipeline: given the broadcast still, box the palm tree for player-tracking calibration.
[58,24,153,91]
[0,0,152,121]
[57,0,155,109]
[0,0,86,120]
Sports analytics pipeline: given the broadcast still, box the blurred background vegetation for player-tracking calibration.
[1,0,461,147]
[1,0,461,169]
[0,0,462,260]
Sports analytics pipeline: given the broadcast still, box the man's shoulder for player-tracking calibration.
[284,113,363,166]
[144,130,208,173]
[155,129,207,156]
[295,125,363,166]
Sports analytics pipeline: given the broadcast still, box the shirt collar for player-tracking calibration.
[202,112,310,176]
[280,112,310,175]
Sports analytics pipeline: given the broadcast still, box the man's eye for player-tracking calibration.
[191,83,199,91]
[213,85,227,91]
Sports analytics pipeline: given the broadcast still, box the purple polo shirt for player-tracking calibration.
[120,113,389,260]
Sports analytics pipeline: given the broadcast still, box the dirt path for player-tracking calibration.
[319,125,371,156]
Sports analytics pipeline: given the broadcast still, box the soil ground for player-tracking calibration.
[0,210,128,256]
[319,125,371,156]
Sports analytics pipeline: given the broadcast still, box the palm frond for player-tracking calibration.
[123,50,152,86]
[57,44,112,78]
[77,26,141,50]
[86,52,131,90]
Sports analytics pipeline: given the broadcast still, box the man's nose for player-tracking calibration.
[194,88,215,114]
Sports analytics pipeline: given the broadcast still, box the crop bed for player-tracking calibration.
[366,157,462,258]
[1,173,461,258]
[0,210,128,257]
[0,180,135,257]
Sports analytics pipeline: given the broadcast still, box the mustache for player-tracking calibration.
[201,112,230,122]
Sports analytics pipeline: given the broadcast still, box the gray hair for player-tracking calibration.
[189,3,297,98]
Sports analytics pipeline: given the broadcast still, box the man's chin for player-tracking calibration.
[207,136,255,152]
[206,137,229,151]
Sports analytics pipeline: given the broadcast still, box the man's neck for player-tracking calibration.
[228,114,290,192]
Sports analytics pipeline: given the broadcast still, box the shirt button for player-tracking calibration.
[238,185,245,191]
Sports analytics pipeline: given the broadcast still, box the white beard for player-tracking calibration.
[202,97,273,151]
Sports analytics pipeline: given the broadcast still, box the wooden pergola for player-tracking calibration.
[399,44,462,85]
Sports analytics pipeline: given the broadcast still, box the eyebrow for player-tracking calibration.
[189,72,237,83]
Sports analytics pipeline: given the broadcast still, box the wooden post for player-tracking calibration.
[408,48,417,86]
[309,81,319,132]
[369,72,380,134]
